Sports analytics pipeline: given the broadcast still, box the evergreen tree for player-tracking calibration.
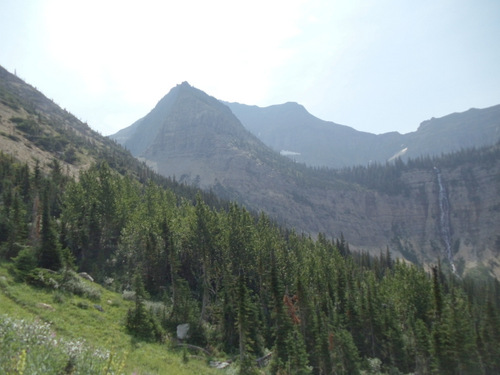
[126,271,163,342]
[236,273,259,374]
[414,319,431,374]
[1,189,27,259]
[479,296,500,373]
[38,189,62,270]
[269,250,311,374]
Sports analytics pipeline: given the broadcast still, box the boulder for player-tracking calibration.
[37,302,55,311]
[177,323,190,340]
[78,272,94,282]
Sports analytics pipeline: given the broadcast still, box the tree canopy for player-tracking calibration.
[1,152,499,374]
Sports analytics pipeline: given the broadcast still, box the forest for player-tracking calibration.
[1,151,500,374]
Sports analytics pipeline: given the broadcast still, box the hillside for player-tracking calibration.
[0,262,219,374]
[112,83,500,278]
[1,151,500,375]
[225,101,500,168]
[0,66,227,210]
[0,64,127,176]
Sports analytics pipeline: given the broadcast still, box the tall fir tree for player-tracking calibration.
[38,188,62,271]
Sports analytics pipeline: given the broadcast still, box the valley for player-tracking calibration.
[1,65,500,374]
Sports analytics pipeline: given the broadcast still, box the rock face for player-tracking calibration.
[111,83,500,277]
[343,163,500,274]
[113,82,273,187]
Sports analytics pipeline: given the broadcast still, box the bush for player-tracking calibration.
[126,304,164,342]
[122,290,136,301]
[11,117,40,135]
[12,248,37,280]
[21,268,101,301]
[26,268,62,289]
[108,298,122,307]
[61,271,101,301]
[76,301,89,309]
[53,290,66,304]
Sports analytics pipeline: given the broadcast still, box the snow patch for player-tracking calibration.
[388,147,408,162]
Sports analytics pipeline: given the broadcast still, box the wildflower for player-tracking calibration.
[16,348,27,375]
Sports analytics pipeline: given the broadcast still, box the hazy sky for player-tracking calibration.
[1,0,499,135]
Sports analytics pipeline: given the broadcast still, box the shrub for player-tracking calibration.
[122,290,136,301]
[11,117,40,135]
[0,276,8,288]
[62,277,101,301]
[76,301,89,309]
[26,268,62,289]
[108,298,122,307]
[22,268,101,301]
[126,304,164,342]
[12,248,37,280]
[53,290,66,304]
[61,272,101,301]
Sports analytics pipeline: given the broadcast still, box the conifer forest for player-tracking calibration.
[1,152,500,374]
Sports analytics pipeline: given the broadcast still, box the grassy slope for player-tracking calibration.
[0,262,221,375]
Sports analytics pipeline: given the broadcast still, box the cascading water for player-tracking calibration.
[434,167,457,274]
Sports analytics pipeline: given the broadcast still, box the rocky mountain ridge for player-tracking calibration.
[224,101,500,168]
[112,83,500,277]
[0,64,138,177]
[0,66,211,206]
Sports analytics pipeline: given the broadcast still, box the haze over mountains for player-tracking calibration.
[224,101,500,168]
[111,82,500,277]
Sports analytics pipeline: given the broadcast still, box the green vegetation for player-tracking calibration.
[325,141,500,196]
[0,313,126,374]
[1,152,499,374]
[0,261,220,374]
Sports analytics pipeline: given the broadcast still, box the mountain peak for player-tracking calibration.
[282,101,304,108]
[110,81,274,186]
[178,81,192,88]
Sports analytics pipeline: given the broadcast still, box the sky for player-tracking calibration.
[0,0,499,136]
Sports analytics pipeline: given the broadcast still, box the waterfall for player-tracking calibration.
[434,167,457,274]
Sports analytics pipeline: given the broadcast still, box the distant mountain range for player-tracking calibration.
[110,82,500,277]
[1,62,498,278]
[224,101,500,168]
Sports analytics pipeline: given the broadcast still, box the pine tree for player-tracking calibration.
[236,273,258,374]
[269,250,311,374]
[194,194,216,322]
[126,271,163,342]
[414,319,431,374]
[2,189,27,259]
[479,296,500,373]
[38,189,62,271]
